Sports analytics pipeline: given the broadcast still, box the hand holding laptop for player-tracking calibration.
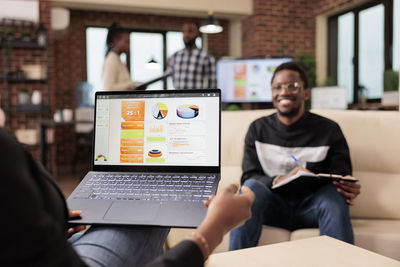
[187,183,255,260]
[67,210,87,238]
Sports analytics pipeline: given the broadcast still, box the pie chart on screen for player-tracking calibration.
[176,104,199,119]
[152,103,168,120]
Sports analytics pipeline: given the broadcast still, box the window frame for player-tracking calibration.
[328,0,394,104]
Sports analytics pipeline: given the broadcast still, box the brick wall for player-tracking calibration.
[242,0,316,58]
[314,0,361,15]
[241,0,362,58]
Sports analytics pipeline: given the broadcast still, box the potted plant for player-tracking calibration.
[295,51,316,110]
[382,69,399,106]
[18,89,30,105]
[0,29,4,45]
[5,28,15,41]
[22,28,32,42]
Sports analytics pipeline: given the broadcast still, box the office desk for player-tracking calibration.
[206,236,400,267]
[38,120,93,170]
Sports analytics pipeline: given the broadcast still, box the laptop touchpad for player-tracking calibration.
[103,201,160,221]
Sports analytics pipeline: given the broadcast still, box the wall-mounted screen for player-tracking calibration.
[217,57,292,102]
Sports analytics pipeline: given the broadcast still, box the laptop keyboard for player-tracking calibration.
[73,173,217,202]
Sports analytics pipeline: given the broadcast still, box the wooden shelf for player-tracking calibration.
[3,40,46,50]
[13,104,49,113]
[348,103,399,111]
[1,78,47,83]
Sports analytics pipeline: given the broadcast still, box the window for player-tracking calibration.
[86,27,202,91]
[394,0,400,70]
[358,4,384,99]
[328,0,398,104]
[337,12,355,102]
[130,32,164,90]
[86,27,107,92]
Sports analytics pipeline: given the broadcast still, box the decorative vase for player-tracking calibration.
[31,90,42,105]
[18,91,30,104]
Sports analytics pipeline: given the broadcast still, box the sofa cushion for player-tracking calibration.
[350,171,400,220]
[352,219,400,261]
[258,225,291,245]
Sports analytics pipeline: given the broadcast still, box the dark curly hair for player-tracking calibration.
[271,61,309,89]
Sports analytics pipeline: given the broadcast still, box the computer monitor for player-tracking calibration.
[217,57,292,102]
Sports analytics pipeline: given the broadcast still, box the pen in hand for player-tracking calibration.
[290,154,302,167]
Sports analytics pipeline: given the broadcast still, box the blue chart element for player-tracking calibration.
[176,104,199,119]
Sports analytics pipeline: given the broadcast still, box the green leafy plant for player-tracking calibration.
[295,51,316,88]
[225,104,241,111]
[295,51,316,110]
[5,28,15,40]
[383,70,399,92]
[324,76,335,86]
[22,29,31,41]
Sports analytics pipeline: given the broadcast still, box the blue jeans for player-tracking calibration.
[70,226,170,267]
[229,179,354,250]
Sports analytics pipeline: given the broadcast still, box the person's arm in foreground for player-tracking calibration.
[145,183,255,267]
[0,129,87,266]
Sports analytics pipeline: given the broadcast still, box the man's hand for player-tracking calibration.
[333,177,361,205]
[273,166,313,185]
[67,210,86,238]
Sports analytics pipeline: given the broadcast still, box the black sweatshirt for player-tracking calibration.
[241,112,352,188]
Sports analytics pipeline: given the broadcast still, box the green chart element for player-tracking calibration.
[234,80,246,86]
[146,158,166,163]
[121,130,144,139]
[147,137,166,142]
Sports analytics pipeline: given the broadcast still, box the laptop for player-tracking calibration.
[67,89,221,228]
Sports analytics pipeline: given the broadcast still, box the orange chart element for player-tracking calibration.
[120,138,144,146]
[121,101,145,121]
[149,125,163,133]
[121,146,144,154]
[121,121,144,130]
[148,150,162,157]
[121,154,144,163]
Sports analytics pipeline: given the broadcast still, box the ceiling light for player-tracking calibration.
[146,57,160,70]
[199,10,223,34]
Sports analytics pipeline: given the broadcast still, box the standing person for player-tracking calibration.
[229,61,362,250]
[167,22,216,89]
[103,23,140,91]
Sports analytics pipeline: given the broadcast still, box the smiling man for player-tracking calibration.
[229,61,361,250]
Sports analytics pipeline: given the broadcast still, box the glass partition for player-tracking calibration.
[337,12,354,103]
[358,4,384,99]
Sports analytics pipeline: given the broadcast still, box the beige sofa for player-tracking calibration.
[166,109,400,261]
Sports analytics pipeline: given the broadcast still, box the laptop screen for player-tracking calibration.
[93,90,220,171]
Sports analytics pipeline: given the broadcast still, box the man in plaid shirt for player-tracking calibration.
[167,22,217,89]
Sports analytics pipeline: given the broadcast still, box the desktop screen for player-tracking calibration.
[93,91,220,167]
[217,57,292,102]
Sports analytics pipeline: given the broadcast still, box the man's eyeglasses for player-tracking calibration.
[271,82,302,93]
